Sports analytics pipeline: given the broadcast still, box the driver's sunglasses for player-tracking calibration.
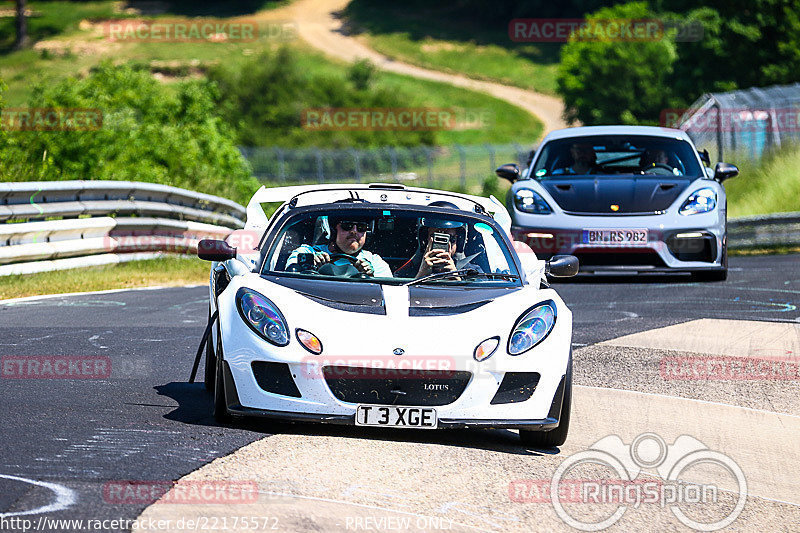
[338,221,370,233]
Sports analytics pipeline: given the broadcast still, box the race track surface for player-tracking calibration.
[1,253,798,532]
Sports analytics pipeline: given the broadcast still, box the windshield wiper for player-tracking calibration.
[404,268,519,286]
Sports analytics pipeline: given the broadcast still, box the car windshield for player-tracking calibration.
[532,135,703,179]
[262,208,519,285]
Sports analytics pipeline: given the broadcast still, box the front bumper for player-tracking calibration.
[511,211,726,272]
[221,361,565,431]
[217,302,572,428]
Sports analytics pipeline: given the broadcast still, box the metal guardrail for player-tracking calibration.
[728,211,800,249]
[0,181,246,276]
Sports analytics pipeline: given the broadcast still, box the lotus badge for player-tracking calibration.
[610,204,620,212]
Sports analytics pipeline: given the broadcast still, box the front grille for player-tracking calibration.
[490,372,540,405]
[252,361,302,397]
[322,366,471,406]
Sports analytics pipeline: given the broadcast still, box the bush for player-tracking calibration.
[0,63,259,205]
[208,47,436,149]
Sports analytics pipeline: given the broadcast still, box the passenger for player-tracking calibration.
[286,216,392,277]
[396,206,484,278]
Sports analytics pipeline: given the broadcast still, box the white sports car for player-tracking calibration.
[195,184,578,447]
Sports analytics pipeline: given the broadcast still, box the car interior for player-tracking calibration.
[267,213,493,277]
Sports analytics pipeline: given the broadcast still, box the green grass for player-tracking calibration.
[0,255,209,300]
[341,0,560,95]
[290,44,542,146]
[1,28,542,145]
[0,1,118,52]
[724,144,800,218]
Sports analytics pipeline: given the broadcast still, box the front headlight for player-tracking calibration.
[679,187,717,215]
[236,288,289,346]
[508,300,557,355]
[514,188,553,214]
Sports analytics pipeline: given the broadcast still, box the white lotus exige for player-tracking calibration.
[195,184,578,447]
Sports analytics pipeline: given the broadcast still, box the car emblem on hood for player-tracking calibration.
[610,204,620,211]
[393,348,404,356]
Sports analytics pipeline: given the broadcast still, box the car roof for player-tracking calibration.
[541,125,694,143]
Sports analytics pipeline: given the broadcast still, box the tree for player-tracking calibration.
[556,2,677,125]
[14,0,29,50]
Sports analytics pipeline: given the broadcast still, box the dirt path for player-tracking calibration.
[264,0,569,138]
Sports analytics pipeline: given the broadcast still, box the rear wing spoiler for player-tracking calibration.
[244,184,512,236]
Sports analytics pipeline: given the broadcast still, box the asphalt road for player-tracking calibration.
[0,253,798,532]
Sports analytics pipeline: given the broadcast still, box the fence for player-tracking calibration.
[239,143,533,194]
[676,83,800,161]
[0,181,245,276]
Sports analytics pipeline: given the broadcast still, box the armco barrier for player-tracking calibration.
[0,181,246,276]
[727,211,800,249]
[0,181,795,275]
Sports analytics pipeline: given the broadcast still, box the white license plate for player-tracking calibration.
[582,229,648,245]
[355,405,437,429]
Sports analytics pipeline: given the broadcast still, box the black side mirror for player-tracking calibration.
[714,162,738,182]
[699,149,710,165]
[546,255,579,277]
[495,163,520,183]
[198,239,236,261]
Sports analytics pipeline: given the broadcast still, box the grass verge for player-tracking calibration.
[0,255,208,300]
[725,144,800,218]
[341,0,560,95]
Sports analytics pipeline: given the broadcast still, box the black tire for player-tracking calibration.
[213,332,232,423]
[203,309,216,392]
[520,355,572,448]
[692,269,727,282]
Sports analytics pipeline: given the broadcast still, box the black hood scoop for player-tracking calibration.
[409,286,519,317]
[541,177,691,214]
[262,275,386,315]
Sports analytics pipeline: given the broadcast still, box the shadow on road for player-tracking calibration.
[552,272,697,285]
[155,382,561,457]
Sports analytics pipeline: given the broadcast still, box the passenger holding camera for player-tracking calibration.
[396,208,483,279]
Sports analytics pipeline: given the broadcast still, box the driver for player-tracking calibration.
[286,215,392,277]
[552,142,599,175]
[640,149,669,169]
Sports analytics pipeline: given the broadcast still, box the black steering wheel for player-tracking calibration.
[318,253,370,278]
[642,163,676,175]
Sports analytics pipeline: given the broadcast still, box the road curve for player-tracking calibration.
[258,0,569,138]
[1,254,798,532]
